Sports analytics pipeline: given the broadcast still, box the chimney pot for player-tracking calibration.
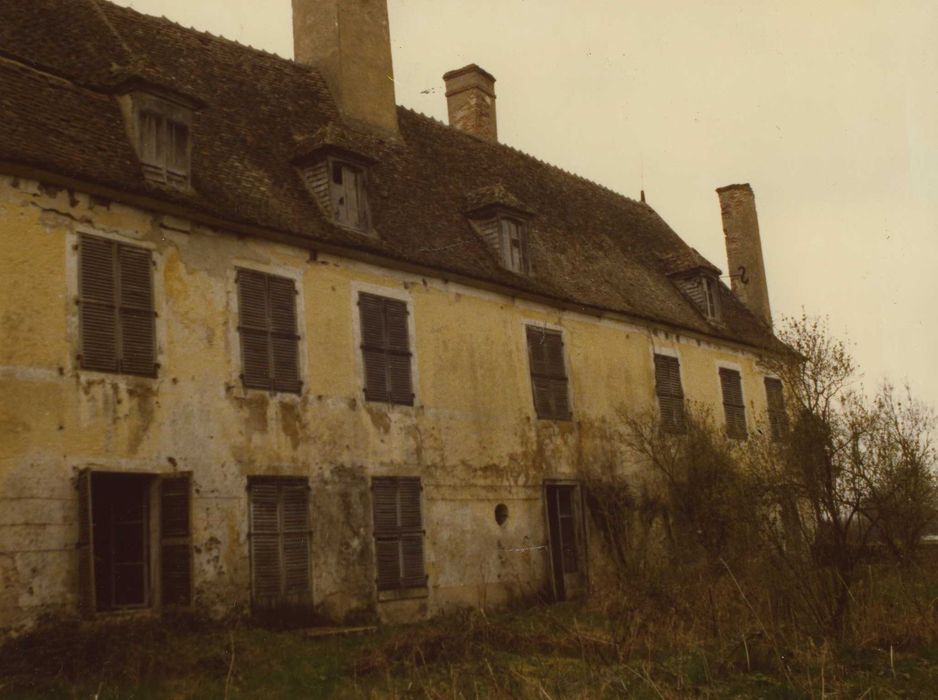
[443,64,497,142]
[717,183,772,327]
[292,0,399,137]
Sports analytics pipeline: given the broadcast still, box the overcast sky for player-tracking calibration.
[113,0,938,410]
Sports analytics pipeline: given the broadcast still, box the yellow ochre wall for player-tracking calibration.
[0,175,777,631]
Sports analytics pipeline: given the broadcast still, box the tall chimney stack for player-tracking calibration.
[443,64,497,142]
[717,183,772,328]
[292,0,399,137]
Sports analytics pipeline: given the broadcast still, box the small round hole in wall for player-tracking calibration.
[495,503,509,526]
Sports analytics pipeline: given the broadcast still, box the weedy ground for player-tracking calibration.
[2,597,938,699]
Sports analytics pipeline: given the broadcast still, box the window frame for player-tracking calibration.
[357,291,415,406]
[131,93,193,188]
[499,216,529,274]
[764,376,789,441]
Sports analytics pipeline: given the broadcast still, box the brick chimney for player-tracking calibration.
[443,64,497,142]
[717,183,772,327]
[292,0,399,137]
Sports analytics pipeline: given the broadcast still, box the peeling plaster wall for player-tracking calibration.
[0,176,778,632]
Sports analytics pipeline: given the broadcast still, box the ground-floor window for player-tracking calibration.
[372,476,427,591]
[77,471,192,613]
[248,477,311,610]
[545,482,584,601]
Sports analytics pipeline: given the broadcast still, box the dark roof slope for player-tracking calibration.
[0,0,783,352]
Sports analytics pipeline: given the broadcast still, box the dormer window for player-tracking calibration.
[500,217,528,274]
[700,275,719,319]
[124,92,193,189]
[330,160,370,232]
[465,185,533,275]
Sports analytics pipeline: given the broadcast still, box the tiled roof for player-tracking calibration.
[0,0,784,353]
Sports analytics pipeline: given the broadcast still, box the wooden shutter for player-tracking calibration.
[281,480,310,597]
[249,478,309,609]
[160,475,192,606]
[238,270,301,393]
[526,327,571,420]
[719,368,748,439]
[79,235,156,376]
[764,377,789,440]
[372,477,426,591]
[359,293,413,406]
[654,354,685,433]
[117,245,156,376]
[557,487,578,574]
[79,236,118,372]
[76,470,95,615]
[268,276,301,393]
[249,480,281,606]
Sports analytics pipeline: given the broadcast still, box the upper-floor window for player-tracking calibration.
[237,269,301,393]
[764,377,789,440]
[526,326,571,421]
[500,217,529,274]
[719,367,747,440]
[331,161,370,232]
[358,292,414,405]
[654,354,685,433]
[674,273,721,321]
[126,93,193,188]
[700,275,719,319]
[78,234,156,376]
[372,477,426,591]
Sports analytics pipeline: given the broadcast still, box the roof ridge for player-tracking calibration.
[98,0,301,69]
[398,106,643,208]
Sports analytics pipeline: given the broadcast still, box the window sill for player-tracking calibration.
[377,586,429,602]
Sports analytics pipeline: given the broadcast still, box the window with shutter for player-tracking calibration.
[330,161,370,233]
[160,475,192,606]
[79,235,156,377]
[500,217,529,274]
[371,477,426,591]
[248,477,311,610]
[358,293,414,405]
[764,377,789,441]
[526,326,571,421]
[654,354,685,433]
[76,470,95,616]
[237,269,301,394]
[134,98,191,188]
[719,368,748,440]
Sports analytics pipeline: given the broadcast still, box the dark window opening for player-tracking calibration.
[526,326,571,420]
[92,473,151,610]
[720,367,748,440]
[237,269,301,393]
[654,354,685,433]
[372,477,426,591]
[358,293,414,405]
[545,483,580,601]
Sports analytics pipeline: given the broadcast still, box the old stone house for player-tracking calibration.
[0,0,790,633]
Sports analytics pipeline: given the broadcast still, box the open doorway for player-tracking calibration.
[544,482,586,601]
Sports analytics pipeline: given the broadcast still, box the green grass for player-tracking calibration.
[2,604,938,699]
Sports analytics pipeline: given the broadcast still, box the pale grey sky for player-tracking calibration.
[113,0,938,409]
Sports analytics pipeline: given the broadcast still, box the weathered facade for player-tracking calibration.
[0,0,788,634]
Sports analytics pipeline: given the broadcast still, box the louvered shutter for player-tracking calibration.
[372,477,426,591]
[764,377,789,440]
[117,245,156,376]
[281,481,310,597]
[719,368,748,439]
[654,354,685,433]
[359,294,413,405]
[526,327,571,420]
[249,480,281,607]
[79,236,118,372]
[238,270,272,390]
[160,475,191,606]
[384,300,413,405]
[76,470,95,615]
[268,276,301,393]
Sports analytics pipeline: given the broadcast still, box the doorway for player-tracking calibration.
[544,482,583,601]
